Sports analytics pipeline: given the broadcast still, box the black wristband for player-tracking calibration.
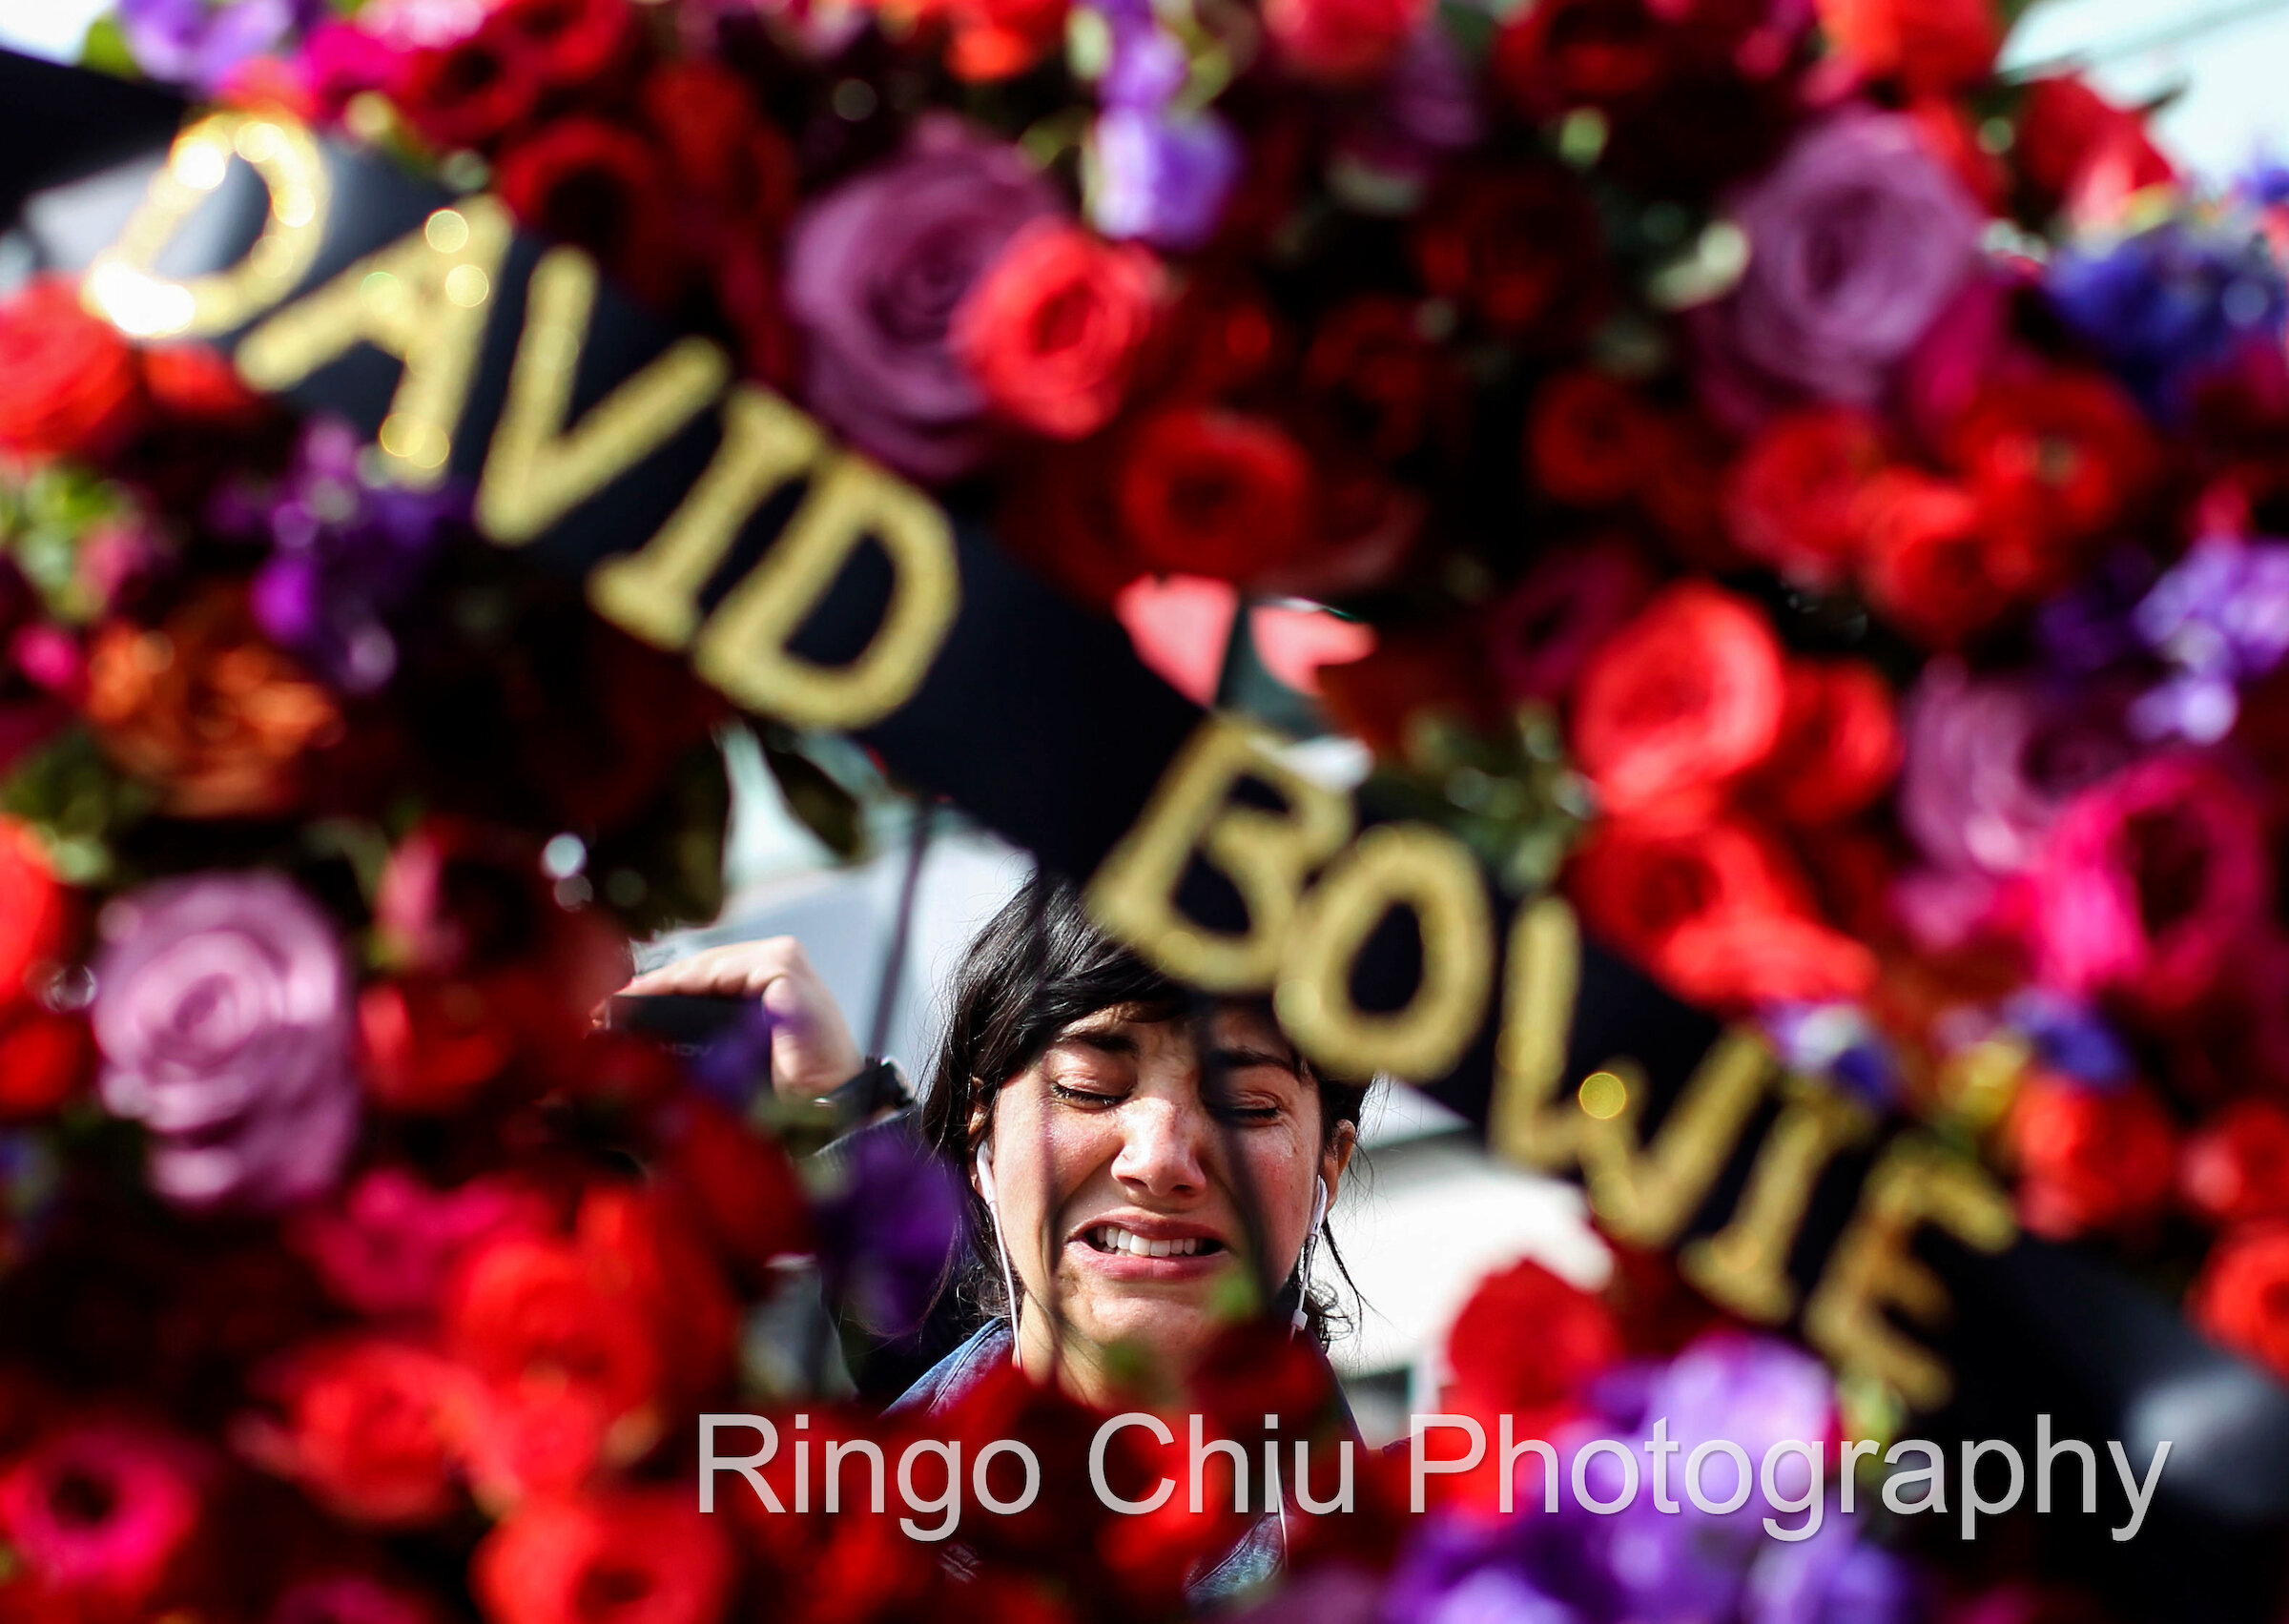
[818,1056,913,1121]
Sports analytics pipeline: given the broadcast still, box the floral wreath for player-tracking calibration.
[0,0,2284,1617]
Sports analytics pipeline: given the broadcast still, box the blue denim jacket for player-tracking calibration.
[886,1321,1287,1606]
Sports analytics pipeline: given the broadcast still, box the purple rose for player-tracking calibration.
[1896,662,2132,878]
[1698,110,1983,426]
[785,118,1057,483]
[93,873,359,1210]
[118,0,321,93]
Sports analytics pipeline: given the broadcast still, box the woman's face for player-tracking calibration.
[978,1002,1352,1391]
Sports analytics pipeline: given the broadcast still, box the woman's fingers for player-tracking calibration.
[619,938,805,999]
[614,938,865,1100]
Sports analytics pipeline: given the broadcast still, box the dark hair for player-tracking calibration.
[919,873,1370,1346]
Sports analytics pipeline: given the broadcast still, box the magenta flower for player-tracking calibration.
[290,1166,547,1318]
[1697,110,1984,426]
[2032,753,2272,1015]
[270,1573,441,1624]
[270,1573,439,1624]
[785,118,1057,483]
[92,872,361,1210]
[0,1420,206,1607]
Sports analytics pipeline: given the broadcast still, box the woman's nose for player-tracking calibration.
[1109,1098,1210,1200]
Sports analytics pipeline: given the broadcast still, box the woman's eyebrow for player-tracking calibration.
[1058,1029,1139,1058]
[1213,1042,1302,1074]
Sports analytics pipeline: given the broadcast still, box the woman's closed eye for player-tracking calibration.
[1049,1080,1124,1108]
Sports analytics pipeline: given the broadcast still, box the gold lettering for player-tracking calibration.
[236,199,512,488]
[1681,1075,1873,1323]
[588,385,825,650]
[1488,896,1584,1172]
[1086,716,1354,992]
[1803,1136,2015,1409]
[1576,1032,1775,1249]
[476,246,730,545]
[1276,823,1494,1082]
[84,111,330,340]
[691,451,960,729]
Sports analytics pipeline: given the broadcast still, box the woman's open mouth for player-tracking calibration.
[1081,1224,1227,1260]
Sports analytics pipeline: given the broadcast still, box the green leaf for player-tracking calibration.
[77,13,138,77]
[760,733,867,862]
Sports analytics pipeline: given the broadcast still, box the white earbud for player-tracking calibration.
[1290,1176,1330,1336]
[976,1139,1021,1362]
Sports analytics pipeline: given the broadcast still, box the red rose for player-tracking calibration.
[244,1339,468,1527]
[1947,370,2155,581]
[1147,276,1286,402]
[1568,812,1812,972]
[1527,371,1662,509]
[0,279,145,463]
[637,62,796,228]
[1492,0,1673,118]
[141,343,267,426]
[460,1382,611,1506]
[1301,296,1451,463]
[997,435,1149,609]
[2017,75,2174,217]
[1115,408,1316,582]
[1263,0,1431,84]
[1726,407,1889,587]
[1658,907,1878,1009]
[574,1185,740,1400]
[473,1490,734,1624]
[1749,659,1901,826]
[955,221,1162,441]
[1817,0,1999,94]
[1571,582,1786,817]
[1446,1258,1621,1412]
[1565,808,1875,1009]
[1413,165,1606,345]
[446,1233,663,1436]
[1637,409,1736,567]
[2007,1073,2176,1240]
[2181,1100,2289,1228]
[394,31,543,151]
[495,120,680,307]
[1851,470,2014,648]
[2031,754,2270,1017]
[0,818,68,1004]
[2192,1225,2289,1382]
[484,0,635,93]
[0,1008,92,1120]
[654,1097,814,1274]
[358,975,529,1112]
[931,0,1071,80]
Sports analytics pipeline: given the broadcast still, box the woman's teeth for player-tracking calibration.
[1087,1226,1215,1258]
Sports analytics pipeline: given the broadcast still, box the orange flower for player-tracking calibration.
[83,587,341,818]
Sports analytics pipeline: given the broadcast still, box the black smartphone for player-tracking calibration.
[602,992,755,1052]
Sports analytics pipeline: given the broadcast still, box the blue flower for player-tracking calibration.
[2048,220,2288,419]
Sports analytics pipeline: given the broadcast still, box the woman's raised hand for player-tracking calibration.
[618,937,864,1100]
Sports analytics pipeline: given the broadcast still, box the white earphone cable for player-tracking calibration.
[978,1142,1022,1366]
